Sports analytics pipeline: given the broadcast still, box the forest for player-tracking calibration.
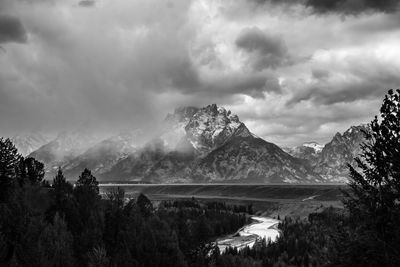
[1,90,400,266]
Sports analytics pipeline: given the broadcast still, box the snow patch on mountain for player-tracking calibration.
[302,142,324,153]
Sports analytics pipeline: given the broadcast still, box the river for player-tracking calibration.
[215,216,280,252]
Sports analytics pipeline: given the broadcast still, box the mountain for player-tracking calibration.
[62,131,141,179]
[105,138,197,183]
[11,133,50,156]
[29,129,103,175]
[183,105,243,155]
[103,104,321,183]
[161,105,243,154]
[192,124,317,183]
[283,125,368,182]
[314,125,368,182]
[283,141,324,165]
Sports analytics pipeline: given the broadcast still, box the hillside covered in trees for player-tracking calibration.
[1,90,400,266]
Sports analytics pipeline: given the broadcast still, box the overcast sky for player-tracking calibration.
[0,0,399,146]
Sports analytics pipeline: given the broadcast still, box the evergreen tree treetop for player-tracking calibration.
[53,167,67,187]
[75,168,99,194]
[0,138,21,179]
[52,167,73,199]
[136,193,153,217]
[0,138,21,201]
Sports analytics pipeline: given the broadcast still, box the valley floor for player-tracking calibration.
[100,184,345,218]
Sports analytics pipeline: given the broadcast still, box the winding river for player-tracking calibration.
[216,217,280,252]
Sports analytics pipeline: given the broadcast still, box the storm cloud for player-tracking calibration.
[0,15,27,44]
[0,0,399,146]
[305,0,400,14]
[236,27,288,70]
[78,0,95,8]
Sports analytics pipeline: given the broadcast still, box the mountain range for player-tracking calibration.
[8,104,368,183]
[283,125,368,182]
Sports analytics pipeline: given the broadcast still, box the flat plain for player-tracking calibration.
[100,184,346,218]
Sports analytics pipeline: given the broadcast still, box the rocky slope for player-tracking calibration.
[284,125,368,182]
[193,124,317,183]
[29,130,103,176]
[11,133,50,156]
[62,131,141,179]
[314,125,368,182]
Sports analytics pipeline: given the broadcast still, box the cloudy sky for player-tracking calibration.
[1,0,399,146]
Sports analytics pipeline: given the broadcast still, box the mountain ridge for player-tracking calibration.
[101,104,321,183]
[19,105,368,184]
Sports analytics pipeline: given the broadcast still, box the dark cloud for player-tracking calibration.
[78,0,95,7]
[168,66,280,99]
[248,0,399,15]
[202,72,281,99]
[347,12,400,34]
[311,69,330,80]
[165,60,201,90]
[236,27,288,70]
[305,0,400,14]
[288,63,400,105]
[0,15,27,44]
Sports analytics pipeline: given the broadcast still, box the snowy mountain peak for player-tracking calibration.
[184,104,244,154]
[160,104,246,154]
[302,142,324,153]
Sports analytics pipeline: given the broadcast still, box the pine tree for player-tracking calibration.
[345,89,400,266]
[47,168,73,221]
[38,214,75,267]
[0,138,21,202]
[23,157,45,185]
[75,168,99,193]
[136,193,153,217]
[53,168,73,201]
[0,233,7,265]
[73,168,100,213]
[72,168,101,226]
[72,168,102,265]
